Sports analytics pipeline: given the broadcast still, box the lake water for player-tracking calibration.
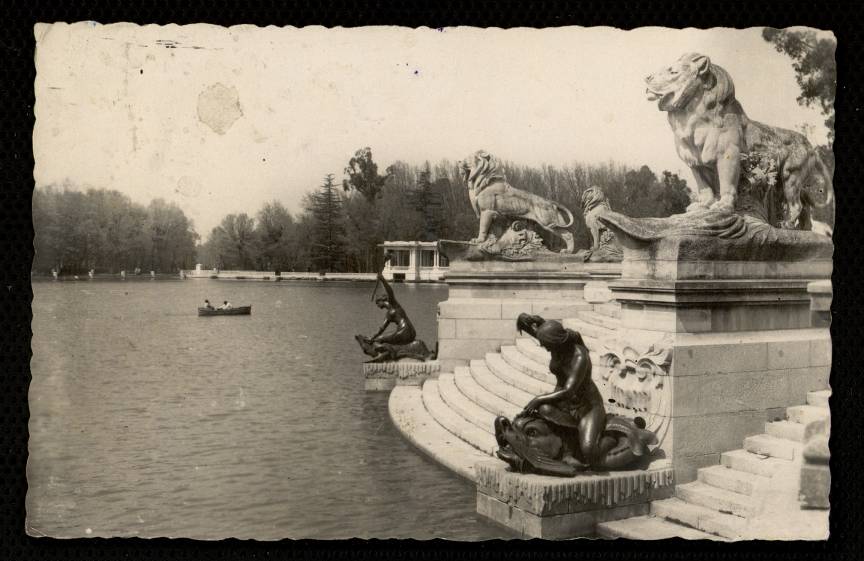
[27,279,507,540]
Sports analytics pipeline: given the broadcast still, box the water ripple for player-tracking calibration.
[28,280,504,540]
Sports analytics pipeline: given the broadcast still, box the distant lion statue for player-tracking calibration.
[645,52,834,232]
[578,186,622,262]
[459,151,576,253]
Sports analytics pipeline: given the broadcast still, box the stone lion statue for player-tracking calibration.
[645,52,834,231]
[578,186,622,262]
[459,150,576,253]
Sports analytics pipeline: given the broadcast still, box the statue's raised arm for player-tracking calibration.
[378,271,399,310]
[354,270,435,363]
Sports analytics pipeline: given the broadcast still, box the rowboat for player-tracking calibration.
[198,305,252,316]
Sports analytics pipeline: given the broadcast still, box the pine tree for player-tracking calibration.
[410,166,444,242]
[309,174,347,272]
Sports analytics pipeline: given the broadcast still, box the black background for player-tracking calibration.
[2,1,862,560]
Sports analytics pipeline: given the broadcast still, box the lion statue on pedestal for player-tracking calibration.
[645,52,834,232]
[577,186,622,262]
[459,150,576,253]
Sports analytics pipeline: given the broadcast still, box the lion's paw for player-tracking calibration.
[686,201,711,213]
[709,197,735,212]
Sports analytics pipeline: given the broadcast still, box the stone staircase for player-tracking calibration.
[388,304,622,481]
[388,300,830,539]
[596,389,831,540]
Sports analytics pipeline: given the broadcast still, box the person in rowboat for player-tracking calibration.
[220,300,232,310]
[203,299,214,310]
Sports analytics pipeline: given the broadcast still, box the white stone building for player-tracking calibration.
[381,241,448,282]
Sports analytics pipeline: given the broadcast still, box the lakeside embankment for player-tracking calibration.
[31,271,377,282]
[32,270,447,283]
[183,269,377,282]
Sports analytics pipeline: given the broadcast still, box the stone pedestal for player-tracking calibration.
[363,360,440,391]
[475,460,674,539]
[435,257,620,372]
[606,234,832,483]
[807,280,832,328]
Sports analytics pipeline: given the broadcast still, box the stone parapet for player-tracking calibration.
[610,279,816,333]
[621,258,832,281]
[475,459,674,538]
[363,360,440,391]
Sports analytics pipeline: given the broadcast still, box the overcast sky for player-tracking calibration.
[34,24,833,236]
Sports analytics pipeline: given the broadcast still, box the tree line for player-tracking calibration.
[32,155,692,275]
[32,186,198,275]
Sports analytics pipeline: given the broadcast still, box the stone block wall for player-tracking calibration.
[610,279,832,484]
[644,331,827,483]
[436,277,609,371]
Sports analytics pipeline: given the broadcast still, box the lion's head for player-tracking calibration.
[459,150,507,193]
[581,185,610,213]
[645,53,735,112]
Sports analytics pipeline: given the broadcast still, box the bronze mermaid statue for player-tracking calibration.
[493,313,658,476]
[355,271,435,363]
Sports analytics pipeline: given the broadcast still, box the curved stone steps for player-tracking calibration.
[485,352,553,396]
[388,385,491,481]
[514,337,550,365]
[514,336,607,374]
[597,515,721,540]
[720,449,791,478]
[557,325,613,356]
[421,379,498,456]
[563,317,617,344]
[469,360,534,409]
[437,373,497,434]
[786,404,830,426]
[743,434,801,461]
[675,481,759,518]
[593,301,621,319]
[576,310,622,331]
[650,498,745,540]
[500,345,557,385]
[765,420,806,442]
[697,465,769,497]
[453,366,521,419]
